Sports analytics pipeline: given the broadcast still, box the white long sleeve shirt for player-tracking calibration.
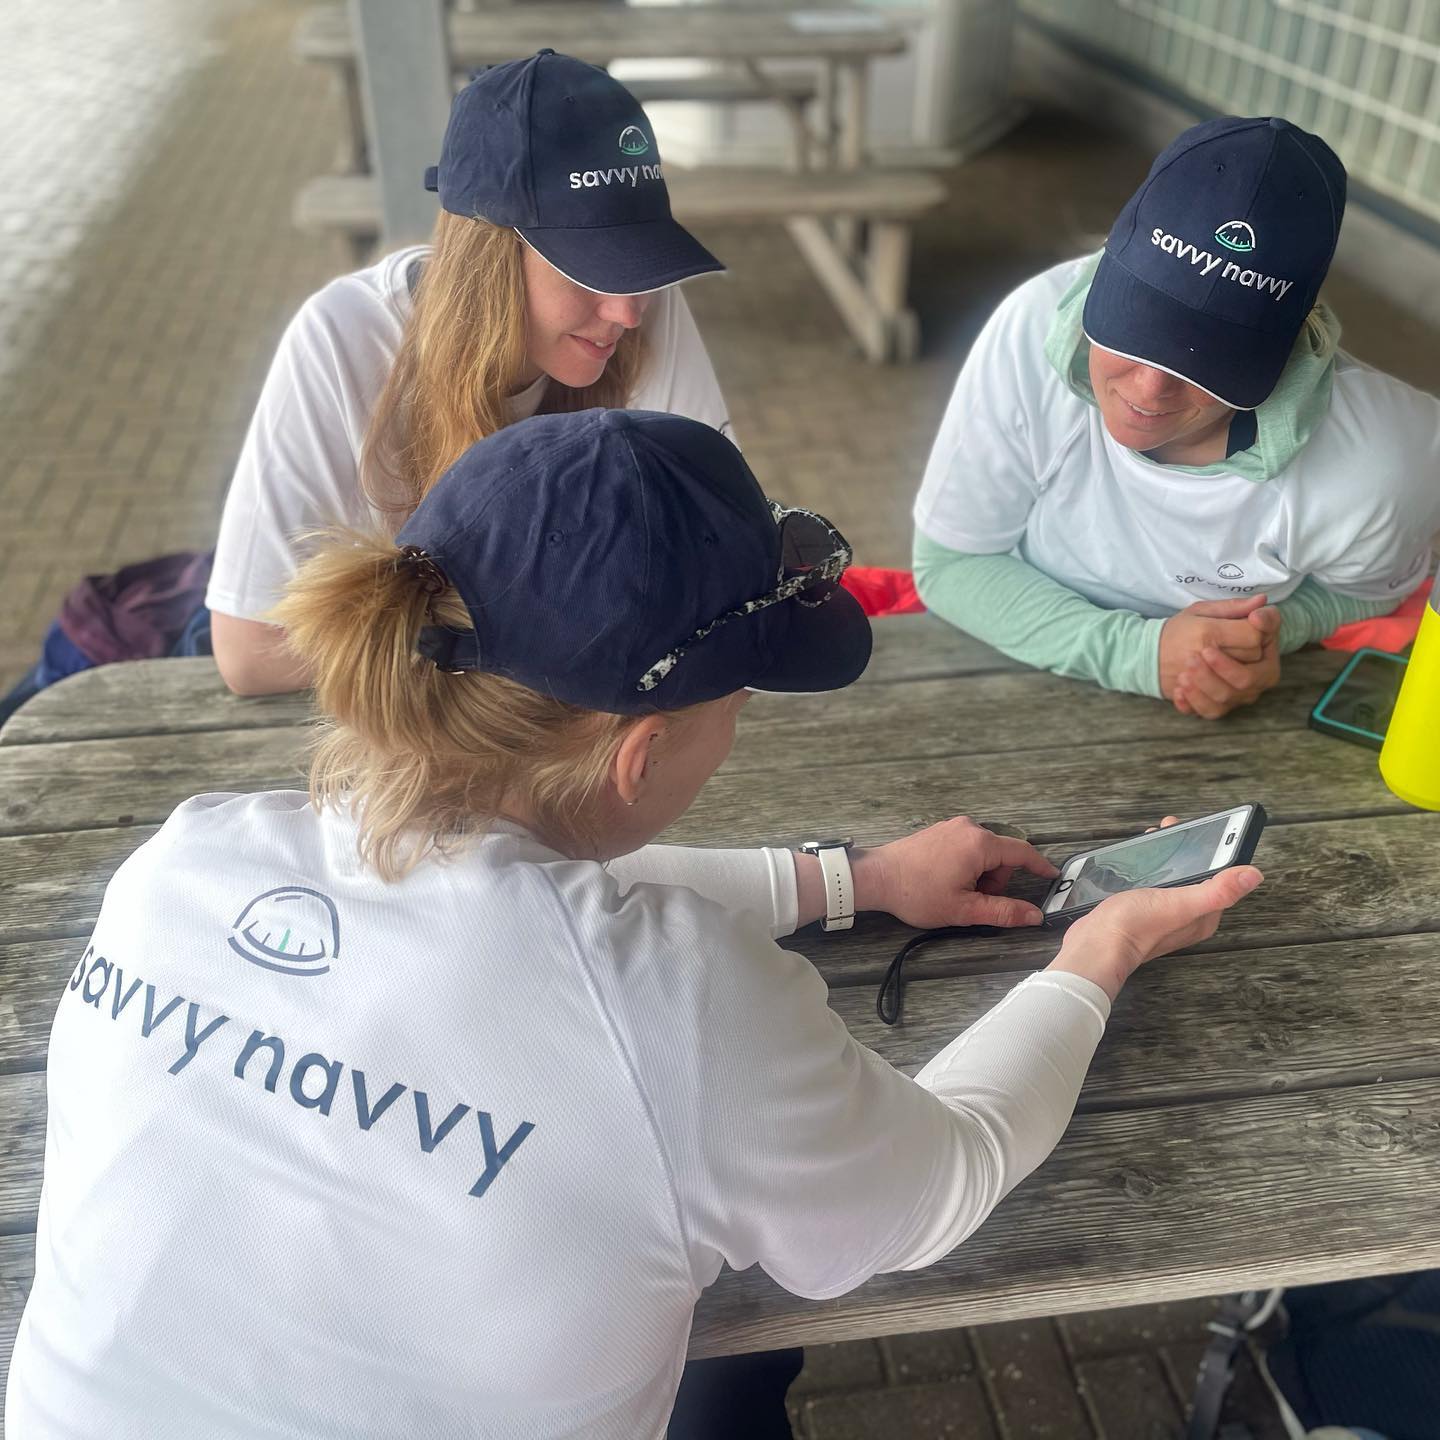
[7,792,1107,1440]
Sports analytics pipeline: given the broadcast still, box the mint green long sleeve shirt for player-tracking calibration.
[913,532,1396,698]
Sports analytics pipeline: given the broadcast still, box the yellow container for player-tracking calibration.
[1380,595,1440,810]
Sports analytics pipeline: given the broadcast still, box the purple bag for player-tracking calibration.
[58,551,213,665]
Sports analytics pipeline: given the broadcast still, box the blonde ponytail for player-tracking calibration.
[271,532,636,879]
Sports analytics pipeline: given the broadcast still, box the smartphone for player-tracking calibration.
[1041,803,1267,925]
[1309,648,1409,751]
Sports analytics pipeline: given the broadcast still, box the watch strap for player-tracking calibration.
[812,845,854,932]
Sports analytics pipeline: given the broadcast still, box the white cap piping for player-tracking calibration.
[514,229,720,298]
[1082,329,1259,411]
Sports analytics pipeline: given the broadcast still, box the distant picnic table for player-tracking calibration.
[3,617,1440,1388]
[294,0,944,361]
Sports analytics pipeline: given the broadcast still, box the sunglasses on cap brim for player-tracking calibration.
[634,503,852,695]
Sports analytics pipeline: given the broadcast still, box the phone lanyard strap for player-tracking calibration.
[876,925,1008,1026]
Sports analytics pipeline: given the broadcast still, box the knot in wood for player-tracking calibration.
[1236,979,1276,1011]
[1332,1107,1411,1153]
[1109,1166,1161,1200]
[1248,1024,1293,1054]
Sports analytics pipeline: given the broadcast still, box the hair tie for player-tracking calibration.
[397,545,449,597]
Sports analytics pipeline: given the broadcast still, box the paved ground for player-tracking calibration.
[0,0,339,687]
[788,1300,1289,1439]
[2,0,1432,1432]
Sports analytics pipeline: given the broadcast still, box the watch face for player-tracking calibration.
[803,837,853,853]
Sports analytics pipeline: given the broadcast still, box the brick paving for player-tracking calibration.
[788,1302,1293,1439]
[0,0,340,686]
[3,0,1433,1433]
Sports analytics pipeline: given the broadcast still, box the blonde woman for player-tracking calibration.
[9,411,1262,1439]
[209,49,731,695]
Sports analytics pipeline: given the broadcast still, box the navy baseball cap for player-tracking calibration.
[1083,116,1346,410]
[394,410,872,713]
[423,50,724,296]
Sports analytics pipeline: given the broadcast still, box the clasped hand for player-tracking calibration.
[1159,594,1281,720]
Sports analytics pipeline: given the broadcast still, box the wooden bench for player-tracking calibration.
[294,6,821,174]
[293,166,945,362]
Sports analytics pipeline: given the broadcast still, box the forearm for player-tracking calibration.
[609,843,904,939]
[605,844,799,938]
[913,532,1166,697]
[886,971,1109,1272]
[1275,577,1399,653]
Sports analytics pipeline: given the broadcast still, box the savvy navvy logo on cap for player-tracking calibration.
[618,124,649,156]
[1215,219,1256,253]
[1148,224,1292,300]
[568,122,661,189]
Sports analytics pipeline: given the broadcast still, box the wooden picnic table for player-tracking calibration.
[3,617,1440,1385]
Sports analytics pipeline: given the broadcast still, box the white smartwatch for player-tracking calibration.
[798,837,855,932]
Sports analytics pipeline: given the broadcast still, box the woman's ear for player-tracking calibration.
[612,715,667,806]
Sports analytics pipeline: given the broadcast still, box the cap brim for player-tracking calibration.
[748,584,873,695]
[1082,253,1291,411]
[517,217,724,296]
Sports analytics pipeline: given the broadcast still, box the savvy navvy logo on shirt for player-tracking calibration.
[63,940,536,1202]
[229,887,339,977]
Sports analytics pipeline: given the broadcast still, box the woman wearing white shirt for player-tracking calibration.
[914,116,1440,719]
[209,49,733,696]
[9,409,1261,1439]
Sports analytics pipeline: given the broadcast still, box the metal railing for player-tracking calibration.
[1019,0,1440,226]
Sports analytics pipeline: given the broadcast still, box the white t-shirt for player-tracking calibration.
[914,257,1440,616]
[207,248,733,622]
[8,793,1108,1440]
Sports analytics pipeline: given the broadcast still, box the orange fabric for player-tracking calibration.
[1322,578,1432,653]
[840,567,925,618]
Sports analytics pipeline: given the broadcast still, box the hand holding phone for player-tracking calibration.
[1041,804,1266,924]
[1047,861,1264,1002]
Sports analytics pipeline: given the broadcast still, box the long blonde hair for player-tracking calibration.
[361,212,647,524]
[272,532,639,880]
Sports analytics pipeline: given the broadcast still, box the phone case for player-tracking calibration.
[1309,647,1409,752]
[1040,803,1268,927]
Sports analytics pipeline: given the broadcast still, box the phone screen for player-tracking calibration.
[1063,813,1235,909]
[1316,650,1407,743]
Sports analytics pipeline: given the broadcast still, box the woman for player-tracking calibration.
[914,115,1440,719]
[208,49,732,695]
[7,411,1261,1439]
